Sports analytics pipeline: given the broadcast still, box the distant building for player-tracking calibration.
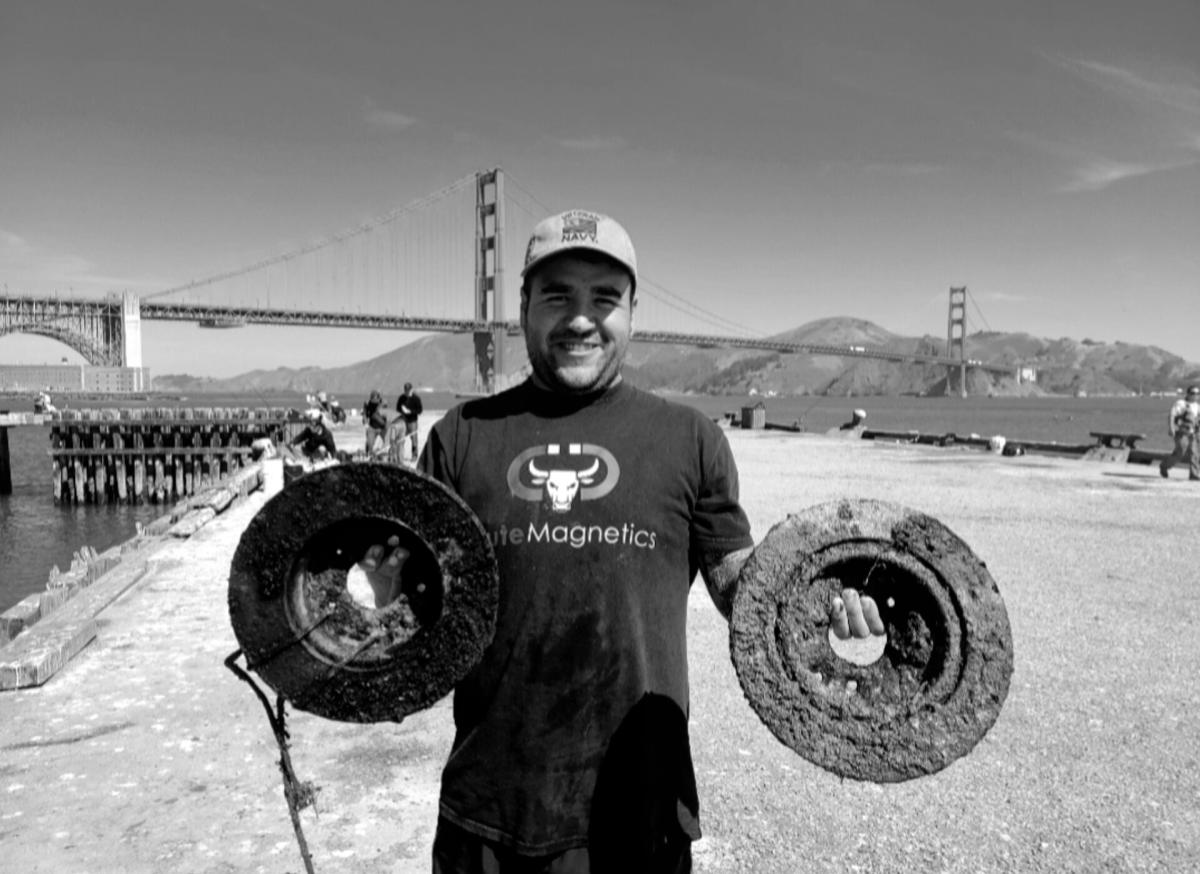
[1017,366,1038,384]
[0,364,150,394]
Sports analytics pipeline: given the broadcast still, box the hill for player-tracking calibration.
[151,318,1200,398]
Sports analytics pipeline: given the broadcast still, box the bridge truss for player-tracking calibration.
[0,293,135,366]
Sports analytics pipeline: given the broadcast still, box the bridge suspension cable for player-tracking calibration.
[144,172,480,319]
[965,287,993,334]
[501,172,763,338]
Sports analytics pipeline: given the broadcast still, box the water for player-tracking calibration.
[0,390,1174,615]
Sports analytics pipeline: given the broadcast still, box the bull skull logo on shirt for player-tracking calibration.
[506,443,620,513]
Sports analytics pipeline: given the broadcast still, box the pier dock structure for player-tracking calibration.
[46,406,305,505]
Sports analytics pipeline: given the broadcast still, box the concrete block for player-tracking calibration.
[0,595,42,644]
[0,620,98,689]
[167,507,217,538]
[205,488,235,513]
[0,558,154,689]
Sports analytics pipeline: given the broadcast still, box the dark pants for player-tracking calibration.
[431,818,692,874]
[1160,432,1200,479]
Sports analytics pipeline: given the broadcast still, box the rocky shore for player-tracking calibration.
[1,423,1197,873]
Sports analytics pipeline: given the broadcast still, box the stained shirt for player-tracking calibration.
[418,380,753,853]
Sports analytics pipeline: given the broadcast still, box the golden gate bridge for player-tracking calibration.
[0,168,1011,394]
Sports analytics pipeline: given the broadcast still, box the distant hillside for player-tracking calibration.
[152,318,1200,398]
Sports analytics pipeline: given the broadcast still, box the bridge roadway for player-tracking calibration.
[139,300,1013,375]
[2,294,1013,374]
[142,300,1012,372]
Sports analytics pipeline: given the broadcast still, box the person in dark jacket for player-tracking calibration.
[394,382,424,460]
[362,389,388,457]
[288,409,337,461]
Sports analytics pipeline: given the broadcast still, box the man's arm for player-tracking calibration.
[700,545,753,620]
[700,545,885,639]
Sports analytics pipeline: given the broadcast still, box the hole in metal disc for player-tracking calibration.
[817,551,946,675]
[284,515,445,667]
[828,628,888,666]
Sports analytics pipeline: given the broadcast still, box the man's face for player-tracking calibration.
[521,253,635,394]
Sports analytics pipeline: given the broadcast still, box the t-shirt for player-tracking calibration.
[418,380,753,854]
[1169,399,1200,434]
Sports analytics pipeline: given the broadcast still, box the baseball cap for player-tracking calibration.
[521,209,637,287]
[1187,385,1199,396]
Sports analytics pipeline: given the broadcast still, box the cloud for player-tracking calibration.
[1029,56,1200,190]
[1007,128,1199,193]
[554,135,628,152]
[1061,156,1200,192]
[1052,58,1200,116]
[362,99,418,132]
[1061,159,1163,192]
[822,160,942,177]
[979,291,1031,304]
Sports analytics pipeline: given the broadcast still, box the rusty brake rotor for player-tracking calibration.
[228,463,499,723]
[730,499,1013,782]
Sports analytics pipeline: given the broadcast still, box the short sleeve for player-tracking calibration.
[690,423,753,554]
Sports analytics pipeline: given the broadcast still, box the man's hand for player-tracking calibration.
[358,535,411,608]
[830,589,885,640]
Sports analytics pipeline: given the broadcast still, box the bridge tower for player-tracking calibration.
[473,168,506,394]
[946,286,967,398]
[121,292,143,370]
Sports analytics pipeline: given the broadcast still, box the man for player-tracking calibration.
[395,382,424,460]
[1160,385,1200,480]
[363,209,883,872]
[288,409,337,461]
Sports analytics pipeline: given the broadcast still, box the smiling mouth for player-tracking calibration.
[553,339,600,355]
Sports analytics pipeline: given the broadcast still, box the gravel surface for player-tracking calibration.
[1,428,1196,873]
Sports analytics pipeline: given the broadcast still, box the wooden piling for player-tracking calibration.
[0,426,11,496]
[47,407,295,505]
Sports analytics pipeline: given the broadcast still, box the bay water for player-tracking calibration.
[0,390,1175,615]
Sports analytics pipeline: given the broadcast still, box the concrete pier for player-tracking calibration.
[1,427,1197,873]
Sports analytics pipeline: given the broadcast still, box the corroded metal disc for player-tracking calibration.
[228,463,498,723]
[730,499,1013,782]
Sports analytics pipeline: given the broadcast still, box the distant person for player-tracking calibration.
[34,389,57,414]
[310,390,346,425]
[1160,385,1200,481]
[288,409,337,461]
[362,390,388,457]
[838,408,867,431]
[394,382,424,461]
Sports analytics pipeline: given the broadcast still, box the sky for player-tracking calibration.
[2,0,1198,377]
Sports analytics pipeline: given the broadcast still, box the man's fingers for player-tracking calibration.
[361,544,385,569]
[361,536,403,570]
[832,589,887,639]
[830,596,851,639]
[860,594,886,635]
[841,588,872,638]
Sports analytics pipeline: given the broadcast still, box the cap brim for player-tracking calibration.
[521,246,636,282]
